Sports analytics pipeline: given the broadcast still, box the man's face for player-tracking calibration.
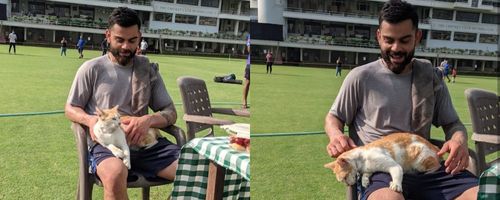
[106,24,141,66]
[377,19,421,74]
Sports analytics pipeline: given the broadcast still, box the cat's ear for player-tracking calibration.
[111,105,119,112]
[95,107,103,117]
[324,161,335,170]
[337,157,349,167]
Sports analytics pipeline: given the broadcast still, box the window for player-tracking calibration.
[479,34,498,44]
[455,11,479,22]
[156,0,173,2]
[453,32,476,42]
[199,16,217,26]
[201,0,219,8]
[175,14,197,24]
[11,0,20,12]
[357,2,369,12]
[28,2,45,15]
[432,9,453,20]
[482,13,499,24]
[430,30,451,40]
[154,13,172,22]
[177,0,198,6]
[53,5,70,18]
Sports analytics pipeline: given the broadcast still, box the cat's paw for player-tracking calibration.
[123,159,131,169]
[389,181,403,192]
[362,176,370,187]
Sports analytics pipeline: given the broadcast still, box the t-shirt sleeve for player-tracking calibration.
[67,62,93,109]
[432,80,460,127]
[329,70,361,125]
[149,72,173,112]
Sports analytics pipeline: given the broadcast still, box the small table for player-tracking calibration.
[172,137,250,200]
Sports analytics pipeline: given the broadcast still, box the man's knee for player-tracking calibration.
[97,158,128,185]
[367,188,404,200]
[455,186,478,200]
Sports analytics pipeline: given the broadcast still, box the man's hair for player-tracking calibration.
[108,7,141,30]
[379,0,419,30]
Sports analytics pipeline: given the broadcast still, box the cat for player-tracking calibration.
[324,132,441,192]
[93,106,161,169]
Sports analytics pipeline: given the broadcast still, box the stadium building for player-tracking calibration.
[0,0,253,56]
[251,0,499,73]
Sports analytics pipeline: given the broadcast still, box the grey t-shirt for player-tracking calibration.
[67,55,173,116]
[329,59,459,145]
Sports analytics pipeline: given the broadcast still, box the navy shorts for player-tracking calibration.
[89,137,180,179]
[360,162,478,200]
[244,64,250,80]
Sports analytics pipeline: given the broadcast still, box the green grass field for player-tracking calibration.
[0,44,248,199]
[0,44,497,199]
[251,62,497,199]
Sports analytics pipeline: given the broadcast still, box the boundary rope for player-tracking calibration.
[0,102,247,118]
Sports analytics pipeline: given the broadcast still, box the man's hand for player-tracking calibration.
[437,139,469,175]
[326,134,357,158]
[121,115,152,145]
[87,116,99,142]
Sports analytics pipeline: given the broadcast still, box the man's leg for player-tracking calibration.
[454,186,478,200]
[270,63,272,74]
[156,160,178,180]
[368,188,404,200]
[9,43,12,53]
[96,157,128,200]
[242,78,249,108]
[13,43,16,54]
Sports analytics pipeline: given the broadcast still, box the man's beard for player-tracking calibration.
[109,46,135,66]
[381,49,415,74]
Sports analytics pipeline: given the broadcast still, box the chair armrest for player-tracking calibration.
[71,122,91,190]
[159,125,187,146]
[211,107,250,117]
[183,114,234,126]
[471,133,500,144]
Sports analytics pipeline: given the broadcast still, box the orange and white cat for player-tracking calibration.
[94,106,161,169]
[324,133,441,192]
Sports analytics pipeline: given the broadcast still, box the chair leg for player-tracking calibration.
[142,187,150,200]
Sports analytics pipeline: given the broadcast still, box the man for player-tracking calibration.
[101,38,109,56]
[266,50,273,74]
[335,56,342,77]
[60,37,68,56]
[324,1,478,200]
[140,38,148,55]
[8,30,17,54]
[242,33,250,109]
[65,7,179,199]
[76,36,86,59]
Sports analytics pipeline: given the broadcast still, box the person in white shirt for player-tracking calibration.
[140,39,148,55]
[8,30,17,54]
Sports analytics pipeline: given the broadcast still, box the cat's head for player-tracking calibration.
[324,157,357,186]
[95,106,121,132]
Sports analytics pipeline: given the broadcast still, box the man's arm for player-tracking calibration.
[325,113,357,157]
[65,103,98,141]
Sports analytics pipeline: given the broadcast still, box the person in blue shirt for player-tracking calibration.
[77,36,86,59]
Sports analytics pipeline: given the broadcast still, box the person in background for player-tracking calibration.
[77,36,86,59]
[451,66,457,83]
[242,34,250,109]
[8,30,17,54]
[335,57,343,77]
[60,37,68,56]
[101,38,108,56]
[140,39,148,55]
[266,51,273,74]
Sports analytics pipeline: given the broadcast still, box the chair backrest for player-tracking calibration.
[177,76,215,140]
[465,88,500,172]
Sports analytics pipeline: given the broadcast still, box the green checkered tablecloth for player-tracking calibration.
[478,163,499,200]
[172,137,250,200]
